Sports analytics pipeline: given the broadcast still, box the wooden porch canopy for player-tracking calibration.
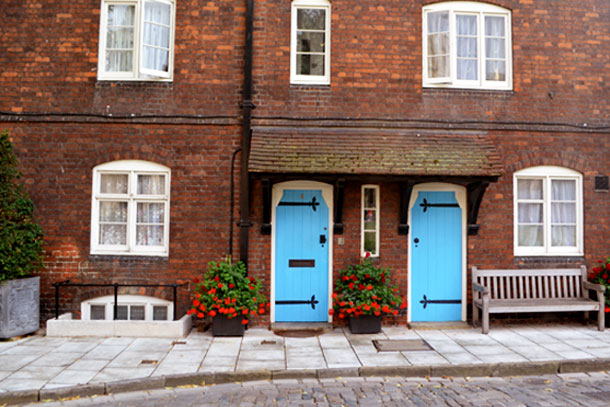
[248,126,503,236]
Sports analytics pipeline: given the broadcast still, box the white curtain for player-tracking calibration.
[137,174,165,195]
[427,11,449,78]
[105,5,135,72]
[99,201,128,245]
[136,202,165,246]
[142,1,171,73]
[517,179,543,247]
[100,174,128,194]
[456,15,478,80]
[551,180,576,247]
[484,16,506,81]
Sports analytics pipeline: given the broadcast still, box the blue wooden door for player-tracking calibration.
[411,191,462,322]
[275,189,329,322]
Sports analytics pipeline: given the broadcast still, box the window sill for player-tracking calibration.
[513,256,585,266]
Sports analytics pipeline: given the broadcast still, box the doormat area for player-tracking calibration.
[273,329,321,338]
[373,339,432,352]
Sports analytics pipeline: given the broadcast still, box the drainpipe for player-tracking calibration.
[229,147,242,258]
[238,0,255,267]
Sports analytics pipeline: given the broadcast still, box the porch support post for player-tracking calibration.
[398,182,414,235]
[261,178,271,234]
[467,181,490,236]
[333,178,345,234]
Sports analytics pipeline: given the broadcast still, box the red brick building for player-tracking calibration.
[1,0,608,326]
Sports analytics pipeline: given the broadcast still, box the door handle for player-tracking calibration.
[319,235,327,244]
[414,238,420,243]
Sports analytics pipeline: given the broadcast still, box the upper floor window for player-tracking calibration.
[291,0,331,85]
[513,166,583,256]
[361,185,380,257]
[422,2,512,90]
[98,0,175,81]
[91,160,170,256]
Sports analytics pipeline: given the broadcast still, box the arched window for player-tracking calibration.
[91,160,170,256]
[513,166,583,256]
[423,1,512,90]
[81,295,173,321]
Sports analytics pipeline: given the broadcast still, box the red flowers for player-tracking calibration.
[218,283,223,288]
[229,283,235,289]
[366,285,373,291]
[328,309,334,315]
[241,319,249,325]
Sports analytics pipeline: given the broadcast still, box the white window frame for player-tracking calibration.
[91,160,170,256]
[81,295,173,321]
[361,185,380,257]
[513,166,583,256]
[290,0,331,85]
[97,0,176,81]
[422,1,512,90]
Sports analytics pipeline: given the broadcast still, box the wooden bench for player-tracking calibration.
[472,266,605,334]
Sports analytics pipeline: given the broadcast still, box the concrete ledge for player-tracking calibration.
[164,373,212,387]
[430,364,495,378]
[272,369,317,380]
[46,314,192,338]
[213,370,272,384]
[107,377,165,393]
[360,366,430,378]
[559,358,610,373]
[317,368,359,379]
[0,389,38,405]
[39,383,106,401]
[491,362,559,377]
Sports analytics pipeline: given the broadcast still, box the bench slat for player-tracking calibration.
[473,269,582,277]
[474,298,600,313]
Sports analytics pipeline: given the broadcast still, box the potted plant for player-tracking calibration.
[188,257,268,336]
[590,256,610,325]
[0,130,45,338]
[331,253,406,334]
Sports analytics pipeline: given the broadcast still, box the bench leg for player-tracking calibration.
[482,310,489,334]
[598,310,605,332]
[584,311,589,325]
[473,302,479,328]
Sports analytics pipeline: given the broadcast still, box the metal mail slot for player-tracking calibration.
[289,259,315,268]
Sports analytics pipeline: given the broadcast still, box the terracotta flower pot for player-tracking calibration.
[212,315,246,336]
[348,315,381,334]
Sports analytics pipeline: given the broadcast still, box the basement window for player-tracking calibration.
[81,295,173,321]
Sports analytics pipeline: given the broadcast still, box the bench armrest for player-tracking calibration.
[472,282,489,295]
[583,280,606,293]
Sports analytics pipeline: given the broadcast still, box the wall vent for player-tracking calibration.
[595,175,609,192]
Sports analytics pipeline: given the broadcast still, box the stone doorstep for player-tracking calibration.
[2,359,610,406]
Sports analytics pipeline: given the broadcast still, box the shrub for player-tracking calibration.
[590,256,610,312]
[0,130,44,281]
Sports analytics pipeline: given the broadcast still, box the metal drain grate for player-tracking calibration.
[373,339,432,352]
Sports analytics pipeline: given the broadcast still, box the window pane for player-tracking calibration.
[297,8,325,30]
[485,16,505,37]
[518,225,543,247]
[485,38,505,59]
[427,33,449,56]
[115,305,128,320]
[517,179,543,199]
[137,175,166,195]
[364,188,376,207]
[518,203,543,223]
[428,55,449,78]
[363,209,376,229]
[142,1,171,72]
[297,54,325,76]
[106,51,133,72]
[108,4,135,26]
[457,59,477,80]
[297,32,325,53]
[364,231,377,254]
[137,202,165,223]
[457,37,477,58]
[100,201,127,222]
[100,225,127,245]
[456,14,477,35]
[552,202,576,223]
[106,27,134,49]
[100,174,128,194]
[551,226,576,247]
[91,305,106,320]
[136,225,164,246]
[105,5,135,72]
[153,306,168,321]
[485,60,506,81]
[130,305,146,320]
[427,11,449,33]
[145,0,171,25]
[551,180,576,200]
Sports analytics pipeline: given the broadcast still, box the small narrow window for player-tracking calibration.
[81,295,174,321]
[153,305,169,320]
[361,185,380,257]
[290,0,331,85]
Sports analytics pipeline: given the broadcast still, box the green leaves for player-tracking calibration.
[0,130,45,281]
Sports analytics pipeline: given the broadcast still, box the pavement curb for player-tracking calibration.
[3,360,609,406]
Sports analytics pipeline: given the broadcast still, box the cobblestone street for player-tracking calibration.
[25,372,610,407]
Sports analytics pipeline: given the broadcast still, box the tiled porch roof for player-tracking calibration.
[249,127,503,177]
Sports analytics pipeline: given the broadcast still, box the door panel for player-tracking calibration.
[275,189,329,322]
[411,190,462,322]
